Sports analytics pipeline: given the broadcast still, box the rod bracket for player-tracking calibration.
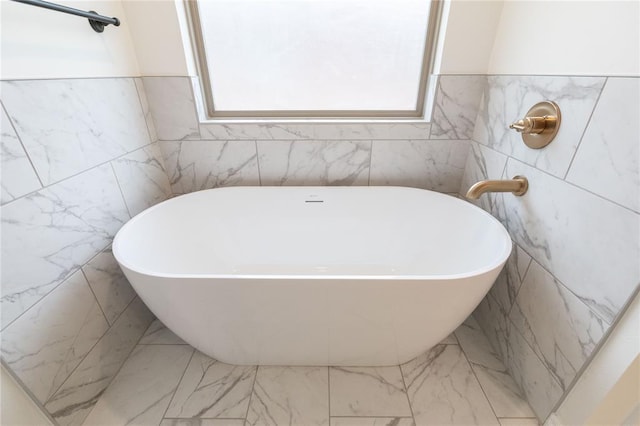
[88,11,119,33]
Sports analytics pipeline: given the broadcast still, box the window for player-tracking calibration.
[187,0,441,118]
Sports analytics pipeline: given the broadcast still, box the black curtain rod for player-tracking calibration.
[11,0,120,32]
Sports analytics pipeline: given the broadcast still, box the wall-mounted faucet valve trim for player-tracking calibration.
[509,101,561,149]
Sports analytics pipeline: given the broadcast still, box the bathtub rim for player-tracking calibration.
[113,186,512,281]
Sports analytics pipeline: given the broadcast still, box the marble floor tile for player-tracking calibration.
[330,366,411,417]
[139,319,187,345]
[401,345,499,425]
[160,419,245,426]
[246,366,329,426]
[331,418,415,426]
[166,351,256,418]
[456,317,535,418]
[82,344,193,426]
[45,298,154,426]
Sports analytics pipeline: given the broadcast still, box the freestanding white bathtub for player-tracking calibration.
[113,186,511,366]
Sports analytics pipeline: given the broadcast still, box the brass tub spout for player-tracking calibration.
[466,176,528,200]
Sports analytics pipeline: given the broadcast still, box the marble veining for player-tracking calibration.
[257,140,371,186]
[159,140,260,194]
[430,75,486,140]
[401,345,499,425]
[82,344,194,425]
[456,316,535,418]
[160,420,245,426]
[1,164,129,327]
[473,295,510,364]
[166,351,256,418]
[329,366,411,417]
[473,76,605,178]
[143,77,200,141]
[566,77,639,212]
[1,79,150,185]
[1,271,109,403]
[370,139,469,192]
[111,143,172,216]
[246,366,329,426]
[1,105,41,204]
[82,247,137,325]
[500,158,639,324]
[509,261,608,390]
[45,297,154,426]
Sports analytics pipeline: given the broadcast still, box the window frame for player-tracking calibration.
[185,0,443,120]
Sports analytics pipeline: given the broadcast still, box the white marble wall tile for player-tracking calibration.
[473,295,510,362]
[143,77,200,141]
[499,158,639,324]
[111,143,172,216]
[139,319,187,345]
[456,317,535,418]
[1,271,109,403]
[199,123,431,140]
[430,75,486,139]
[566,77,640,212]
[246,366,329,426]
[44,297,154,426]
[258,140,371,186]
[160,420,245,426]
[504,321,563,421]
[331,418,415,426]
[1,79,150,185]
[370,140,469,192]
[1,106,41,204]
[329,367,411,417]
[166,351,256,418]
[83,344,194,426]
[1,164,129,327]
[459,141,508,212]
[82,248,137,326]
[489,245,529,314]
[473,76,605,178]
[160,140,260,194]
[509,261,608,390]
[134,78,158,143]
[401,345,499,425]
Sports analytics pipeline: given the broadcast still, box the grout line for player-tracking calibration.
[327,366,332,419]
[562,77,608,180]
[109,162,133,219]
[367,140,373,186]
[132,78,157,145]
[0,140,159,208]
[243,365,259,424]
[459,345,501,422]
[398,360,417,425]
[1,100,46,187]
[160,347,197,421]
[81,268,111,327]
[254,140,263,186]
